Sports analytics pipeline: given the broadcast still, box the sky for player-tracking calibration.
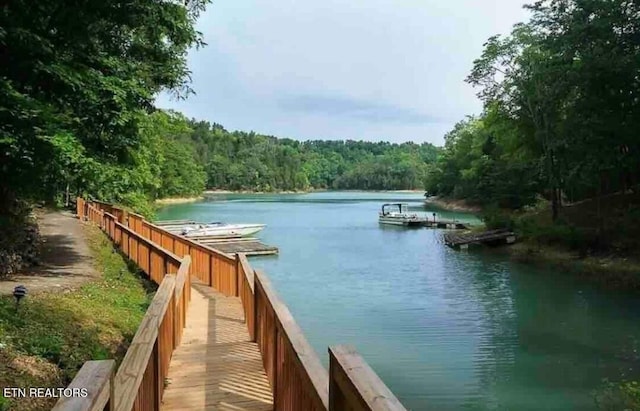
[156,0,531,145]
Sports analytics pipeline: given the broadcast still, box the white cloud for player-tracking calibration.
[157,0,531,144]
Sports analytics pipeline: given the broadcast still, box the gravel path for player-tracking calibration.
[0,210,98,295]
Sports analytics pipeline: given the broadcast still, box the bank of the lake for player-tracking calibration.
[155,196,204,205]
[156,192,640,411]
[429,195,640,291]
[424,196,482,213]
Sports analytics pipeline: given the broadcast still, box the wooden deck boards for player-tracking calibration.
[444,229,516,249]
[161,282,273,411]
[200,240,278,256]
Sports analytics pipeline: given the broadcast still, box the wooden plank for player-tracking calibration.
[444,229,516,247]
[329,346,406,411]
[210,241,279,256]
[198,237,256,244]
[161,282,273,411]
[114,276,176,411]
[254,269,329,410]
[53,360,115,411]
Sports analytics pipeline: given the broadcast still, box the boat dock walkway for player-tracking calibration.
[444,229,516,249]
[156,220,279,256]
[161,281,273,410]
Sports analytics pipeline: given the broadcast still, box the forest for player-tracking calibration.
[425,0,640,257]
[171,116,439,192]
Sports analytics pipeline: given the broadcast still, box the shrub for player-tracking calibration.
[594,380,640,410]
[482,206,515,230]
[0,200,40,279]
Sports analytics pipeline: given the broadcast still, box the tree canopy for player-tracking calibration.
[0,0,209,212]
[426,0,640,220]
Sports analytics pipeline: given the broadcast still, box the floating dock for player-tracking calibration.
[155,219,279,256]
[423,219,469,229]
[444,229,516,249]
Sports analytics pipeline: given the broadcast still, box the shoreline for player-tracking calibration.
[203,188,427,195]
[424,196,482,213]
[155,196,204,205]
[505,242,640,291]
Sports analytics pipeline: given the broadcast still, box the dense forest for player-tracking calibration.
[424,0,640,261]
[425,0,640,216]
[1,0,638,229]
[171,115,439,192]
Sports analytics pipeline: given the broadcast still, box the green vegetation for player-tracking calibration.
[0,0,210,215]
[425,0,640,258]
[184,120,439,192]
[0,226,153,411]
[594,380,640,411]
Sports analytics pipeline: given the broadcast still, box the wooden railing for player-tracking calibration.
[238,253,256,341]
[254,268,329,410]
[329,346,406,411]
[58,202,192,411]
[73,199,407,411]
[52,360,115,411]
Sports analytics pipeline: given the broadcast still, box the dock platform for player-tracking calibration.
[444,229,516,249]
[423,220,469,229]
[155,220,279,256]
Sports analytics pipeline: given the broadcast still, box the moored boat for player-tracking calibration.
[378,203,425,227]
[180,222,266,237]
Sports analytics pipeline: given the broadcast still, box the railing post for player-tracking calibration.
[153,340,161,411]
[252,269,258,343]
[209,254,214,287]
[236,256,241,297]
[273,326,279,409]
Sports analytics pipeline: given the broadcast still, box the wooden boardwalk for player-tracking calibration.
[63,199,408,411]
[162,281,274,411]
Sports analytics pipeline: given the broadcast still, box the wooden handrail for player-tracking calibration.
[104,213,182,265]
[328,345,406,411]
[174,255,191,301]
[142,220,236,262]
[52,360,115,411]
[57,200,193,411]
[113,275,175,411]
[255,268,329,410]
[238,253,254,294]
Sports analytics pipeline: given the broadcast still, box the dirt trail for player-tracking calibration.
[0,210,98,295]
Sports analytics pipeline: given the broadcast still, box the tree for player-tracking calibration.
[0,0,209,210]
[467,22,570,220]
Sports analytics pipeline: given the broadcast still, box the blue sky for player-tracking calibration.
[157,0,531,145]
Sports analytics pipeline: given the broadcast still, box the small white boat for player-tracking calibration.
[180,222,266,238]
[379,203,425,227]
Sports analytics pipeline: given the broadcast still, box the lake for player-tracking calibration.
[157,191,640,410]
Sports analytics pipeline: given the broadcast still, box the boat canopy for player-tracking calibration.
[381,203,409,215]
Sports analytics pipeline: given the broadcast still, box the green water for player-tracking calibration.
[157,192,640,410]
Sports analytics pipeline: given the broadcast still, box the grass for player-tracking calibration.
[0,224,154,411]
